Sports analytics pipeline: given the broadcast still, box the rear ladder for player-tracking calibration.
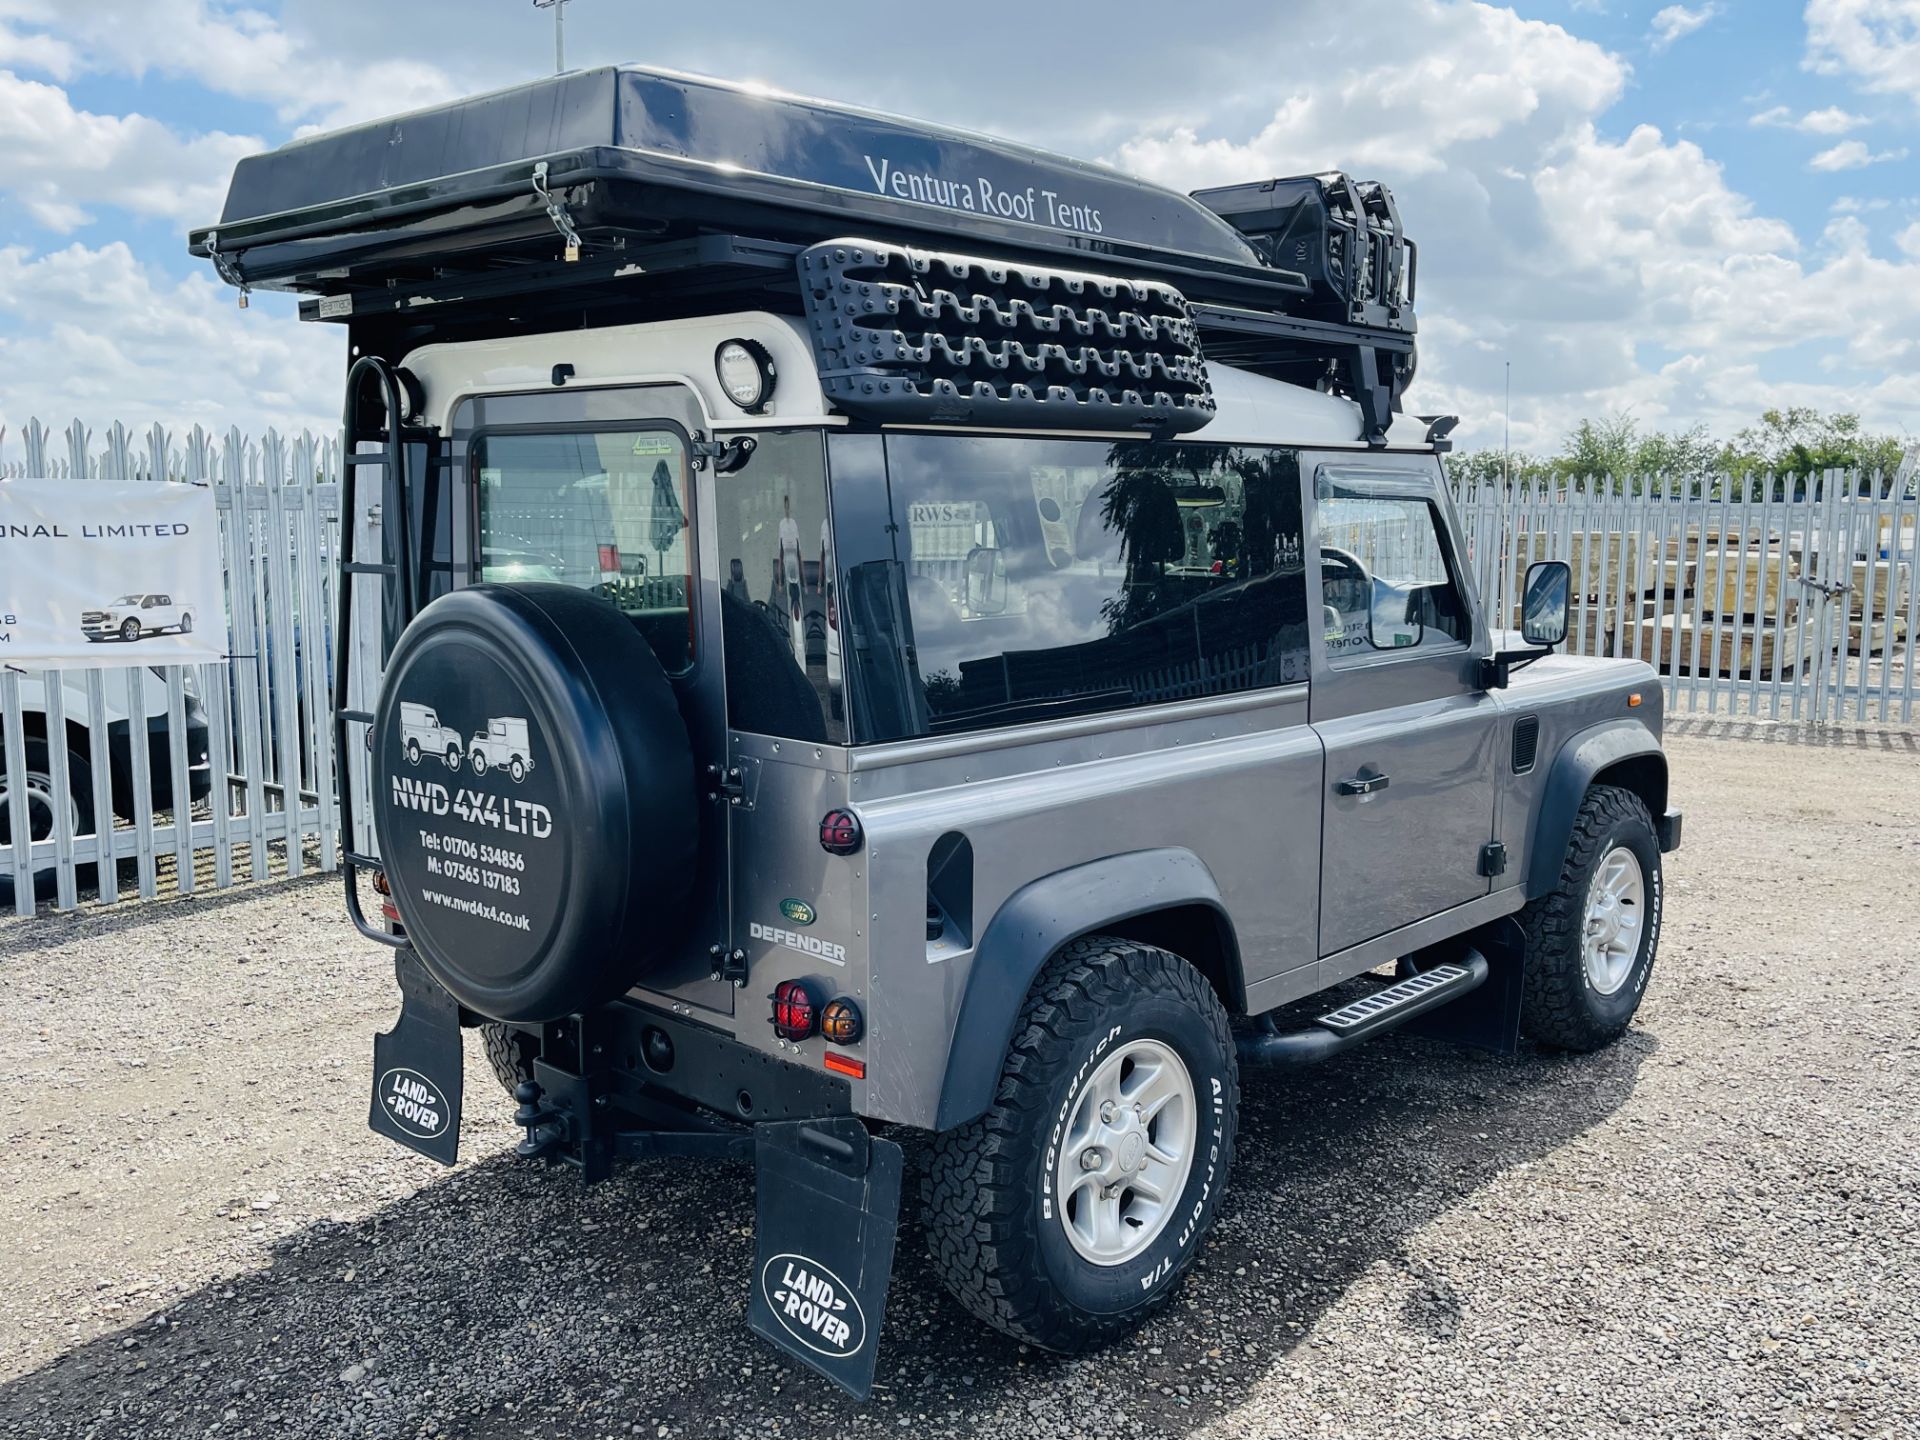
[334,355,419,945]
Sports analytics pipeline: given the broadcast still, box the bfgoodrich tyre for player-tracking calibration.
[922,936,1238,1351]
[1519,784,1663,1051]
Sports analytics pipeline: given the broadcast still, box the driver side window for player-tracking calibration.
[1317,487,1470,659]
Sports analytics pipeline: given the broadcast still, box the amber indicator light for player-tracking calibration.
[1627,692,1643,707]
[821,997,863,1045]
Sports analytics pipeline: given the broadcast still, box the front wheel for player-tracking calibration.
[0,738,96,903]
[469,751,487,777]
[1519,784,1663,1051]
[120,619,141,642]
[922,936,1238,1352]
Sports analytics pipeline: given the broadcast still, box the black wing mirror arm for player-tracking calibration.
[1479,646,1555,690]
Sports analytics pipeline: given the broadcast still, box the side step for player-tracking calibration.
[1238,948,1489,1068]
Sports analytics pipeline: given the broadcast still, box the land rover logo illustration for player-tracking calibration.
[378,1067,449,1139]
[760,1253,866,1358]
[396,700,537,783]
[779,898,816,926]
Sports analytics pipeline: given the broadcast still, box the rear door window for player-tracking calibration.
[472,428,694,674]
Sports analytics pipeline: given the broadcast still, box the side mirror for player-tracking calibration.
[963,545,1008,616]
[1521,560,1571,647]
[1368,578,1424,650]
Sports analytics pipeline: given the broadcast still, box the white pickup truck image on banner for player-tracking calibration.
[0,476,229,667]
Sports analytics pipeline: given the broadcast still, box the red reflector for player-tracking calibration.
[771,978,821,1041]
[380,899,400,924]
[823,1052,865,1079]
[598,543,621,573]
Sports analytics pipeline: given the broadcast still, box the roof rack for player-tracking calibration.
[191,66,1419,442]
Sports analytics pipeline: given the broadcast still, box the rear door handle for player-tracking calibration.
[1335,773,1390,797]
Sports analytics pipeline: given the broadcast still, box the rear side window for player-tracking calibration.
[836,434,1309,741]
[713,429,845,743]
[472,428,694,674]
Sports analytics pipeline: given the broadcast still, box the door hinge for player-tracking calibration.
[1478,841,1508,878]
[710,943,749,987]
[706,757,758,809]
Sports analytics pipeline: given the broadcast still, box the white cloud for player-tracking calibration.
[0,71,260,231]
[2,0,469,130]
[1114,1,1626,183]
[1750,103,1869,133]
[1114,2,1917,451]
[1805,0,1920,108]
[1649,3,1720,51]
[0,243,340,436]
[0,17,73,77]
[1807,138,1910,169]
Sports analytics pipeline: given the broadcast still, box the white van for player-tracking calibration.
[1,667,212,899]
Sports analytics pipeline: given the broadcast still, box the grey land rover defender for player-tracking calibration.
[194,65,1681,1397]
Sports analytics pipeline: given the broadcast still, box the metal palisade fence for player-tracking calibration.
[1,419,341,917]
[1451,470,1918,727]
[4,430,1917,919]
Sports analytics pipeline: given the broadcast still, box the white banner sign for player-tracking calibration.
[0,476,229,667]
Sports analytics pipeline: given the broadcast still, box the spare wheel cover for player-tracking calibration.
[372,583,697,1021]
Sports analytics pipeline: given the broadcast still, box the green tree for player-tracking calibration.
[1719,408,1906,491]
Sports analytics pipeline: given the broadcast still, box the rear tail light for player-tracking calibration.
[598,543,621,573]
[819,808,863,855]
[771,979,823,1041]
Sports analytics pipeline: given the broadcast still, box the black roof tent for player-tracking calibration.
[192,66,1288,297]
[192,65,1420,443]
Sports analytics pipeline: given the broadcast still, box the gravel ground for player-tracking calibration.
[1,730,1915,1440]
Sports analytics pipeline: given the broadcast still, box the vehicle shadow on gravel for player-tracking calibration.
[0,1026,1653,1439]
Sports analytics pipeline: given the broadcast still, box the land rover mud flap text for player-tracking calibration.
[368,950,464,1165]
[748,1117,903,1399]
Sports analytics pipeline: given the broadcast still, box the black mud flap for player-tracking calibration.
[368,950,464,1165]
[748,1117,903,1400]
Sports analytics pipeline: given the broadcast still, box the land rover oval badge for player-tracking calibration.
[378,1066,449,1139]
[779,898,816,926]
[760,1253,866,1358]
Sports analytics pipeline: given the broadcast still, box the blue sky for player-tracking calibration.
[0,0,1914,456]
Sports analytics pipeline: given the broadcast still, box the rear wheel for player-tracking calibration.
[480,1023,537,1095]
[922,936,1238,1351]
[180,614,194,635]
[1519,784,1663,1051]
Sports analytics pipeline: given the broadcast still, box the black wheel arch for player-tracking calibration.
[931,848,1241,1131]
[1526,720,1668,899]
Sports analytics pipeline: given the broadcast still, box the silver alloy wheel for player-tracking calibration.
[0,769,76,852]
[1582,845,1646,996]
[1052,1038,1197,1267]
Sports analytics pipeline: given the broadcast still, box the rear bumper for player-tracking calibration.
[1657,807,1683,853]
